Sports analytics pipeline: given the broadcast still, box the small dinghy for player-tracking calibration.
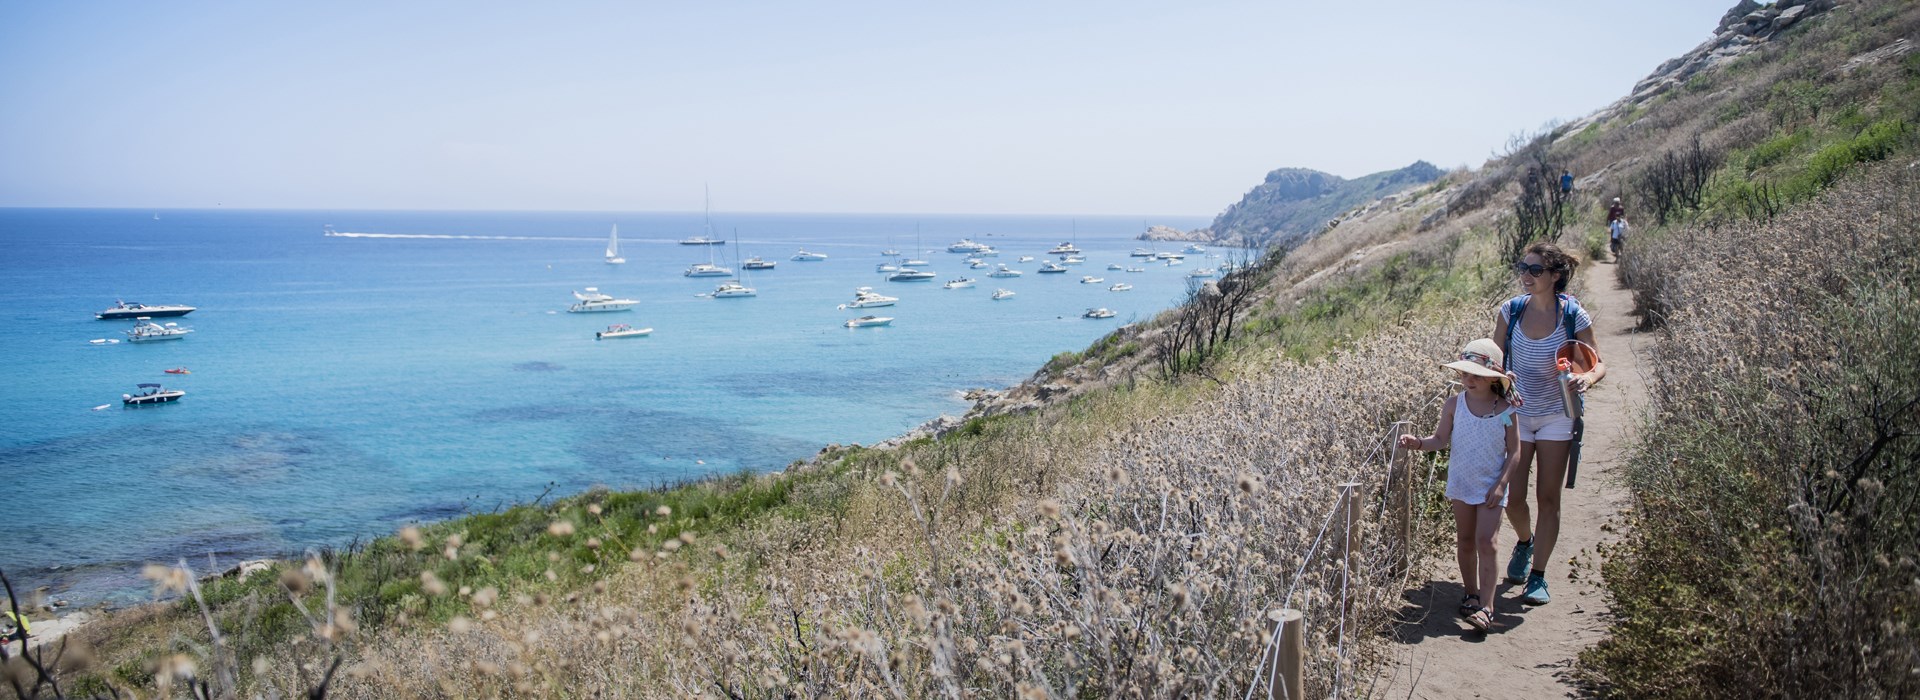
[164,367,191,375]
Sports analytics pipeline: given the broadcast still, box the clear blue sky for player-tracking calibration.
[0,1,1733,215]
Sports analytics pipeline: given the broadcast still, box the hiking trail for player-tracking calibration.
[1379,258,1648,698]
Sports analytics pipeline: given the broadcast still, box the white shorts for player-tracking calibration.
[1516,413,1576,443]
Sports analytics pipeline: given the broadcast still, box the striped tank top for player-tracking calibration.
[1501,295,1593,418]
[1446,393,1511,506]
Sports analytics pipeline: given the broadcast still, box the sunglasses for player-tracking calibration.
[1512,261,1557,277]
[1460,351,1504,373]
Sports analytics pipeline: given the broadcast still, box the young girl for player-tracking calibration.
[1398,338,1525,632]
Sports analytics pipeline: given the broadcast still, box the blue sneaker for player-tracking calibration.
[1506,541,1533,584]
[1522,573,1551,605]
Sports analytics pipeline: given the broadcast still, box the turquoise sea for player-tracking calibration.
[0,208,1221,605]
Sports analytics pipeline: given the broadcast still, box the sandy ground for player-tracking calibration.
[1377,258,1647,698]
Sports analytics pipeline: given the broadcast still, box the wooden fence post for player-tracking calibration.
[1272,608,1304,700]
[1391,423,1414,575]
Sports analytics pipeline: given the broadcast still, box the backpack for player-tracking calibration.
[1501,293,1581,359]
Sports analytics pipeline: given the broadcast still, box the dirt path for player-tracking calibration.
[1377,259,1648,698]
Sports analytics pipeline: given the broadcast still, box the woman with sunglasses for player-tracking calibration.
[1494,241,1605,606]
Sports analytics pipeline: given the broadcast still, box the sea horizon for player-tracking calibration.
[1,207,1224,606]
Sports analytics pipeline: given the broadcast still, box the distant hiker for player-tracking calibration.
[1560,170,1574,195]
[1399,338,1524,633]
[1609,218,1628,259]
[1495,242,1604,606]
[1606,197,1625,224]
[2,610,27,642]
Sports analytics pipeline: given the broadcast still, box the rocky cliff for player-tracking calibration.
[1144,161,1444,250]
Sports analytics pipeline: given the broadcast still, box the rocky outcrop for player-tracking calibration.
[1138,224,1213,243]
[1186,161,1444,251]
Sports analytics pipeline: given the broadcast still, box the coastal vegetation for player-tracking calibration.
[9,0,1918,697]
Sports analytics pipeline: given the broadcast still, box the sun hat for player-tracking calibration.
[1442,338,1508,386]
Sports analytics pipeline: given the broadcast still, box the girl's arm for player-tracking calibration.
[1572,327,1606,392]
[1484,410,1525,508]
[1397,394,1456,451]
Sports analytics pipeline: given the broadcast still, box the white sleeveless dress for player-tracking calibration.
[1446,394,1511,506]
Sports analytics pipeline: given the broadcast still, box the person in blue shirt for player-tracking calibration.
[1559,170,1574,195]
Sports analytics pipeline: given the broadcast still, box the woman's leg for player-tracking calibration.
[1452,500,1477,600]
[1506,442,1538,541]
[1530,439,1573,571]
[1475,504,1504,610]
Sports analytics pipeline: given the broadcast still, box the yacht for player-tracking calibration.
[1108,263,1125,270]
[1163,257,1186,267]
[1080,275,1105,284]
[1155,252,1186,261]
[963,257,984,266]
[125,318,193,342]
[875,262,900,273]
[1083,308,1116,319]
[604,224,625,264]
[678,236,724,246]
[1183,243,1207,254]
[96,301,194,320]
[1037,261,1068,274]
[1017,255,1035,263]
[943,278,976,289]
[685,262,733,277]
[1060,256,1086,265]
[596,324,653,339]
[988,265,1022,278]
[791,250,829,261]
[711,280,757,298]
[1126,266,1147,273]
[1130,248,1158,258]
[900,257,930,267]
[1188,267,1217,278]
[741,256,777,270]
[977,247,1000,257]
[845,315,894,328]
[888,268,936,282]
[568,288,638,313]
[991,289,1016,300]
[845,287,898,308]
[1047,242,1081,255]
[881,249,900,256]
[968,260,989,269]
[1109,283,1134,292]
[947,239,991,254]
[123,383,185,406]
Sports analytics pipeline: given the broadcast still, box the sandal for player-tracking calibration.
[1457,594,1481,619]
[1466,606,1494,633]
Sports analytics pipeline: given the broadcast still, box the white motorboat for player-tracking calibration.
[1080,275,1105,284]
[963,257,984,266]
[1188,267,1217,278]
[1163,258,1186,267]
[1037,261,1068,274]
[988,265,1022,278]
[1183,243,1207,254]
[596,324,653,339]
[845,287,898,308]
[1155,252,1186,261]
[881,249,900,256]
[125,318,193,342]
[947,239,991,254]
[845,315,894,328]
[122,383,185,406]
[991,289,1016,300]
[1017,255,1035,263]
[96,301,194,320]
[888,268,936,282]
[901,257,930,267]
[741,256,777,270]
[605,224,625,264]
[1130,248,1157,258]
[1126,267,1147,273]
[1047,242,1081,255]
[1083,307,1116,319]
[1107,263,1125,270]
[977,247,1000,257]
[711,280,757,298]
[1109,283,1134,292]
[969,260,989,269]
[944,278,976,289]
[678,236,724,246]
[568,288,638,313]
[685,262,733,277]
[791,250,829,261]
[1061,256,1086,265]
[876,262,900,273]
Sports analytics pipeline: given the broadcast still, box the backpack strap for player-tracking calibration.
[1501,296,1528,357]
[1558,294,1581,343]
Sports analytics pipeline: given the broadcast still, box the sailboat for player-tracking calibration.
[712,228,757,298]
[684,190,733,277]
[604,224,625,264]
